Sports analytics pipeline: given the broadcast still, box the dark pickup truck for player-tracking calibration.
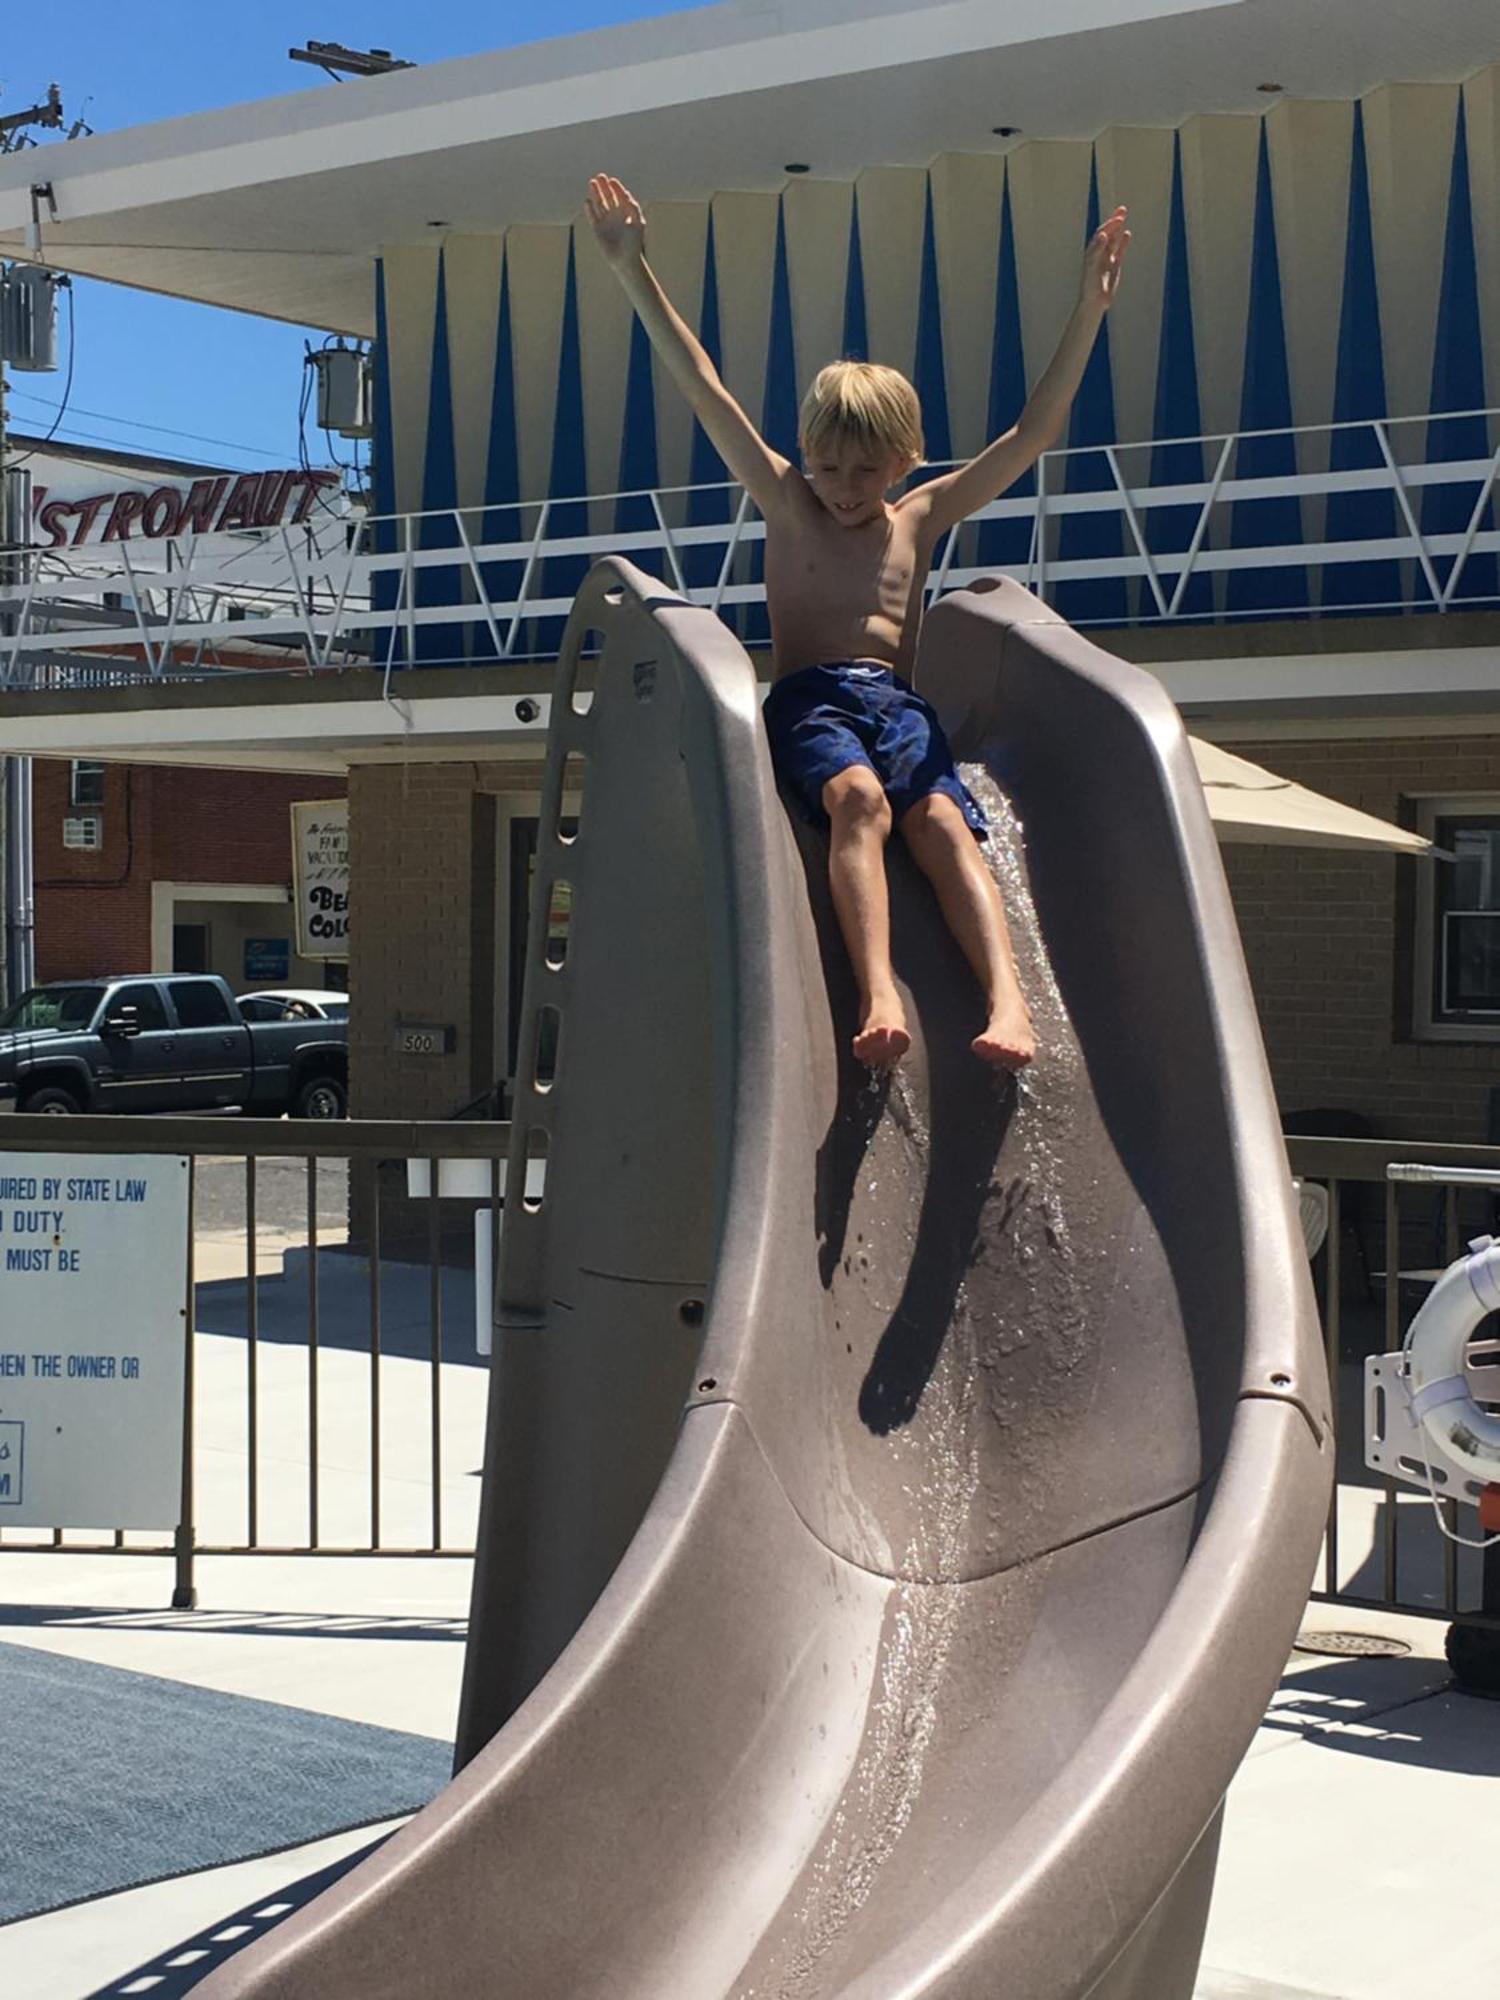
[0,975,348,1118]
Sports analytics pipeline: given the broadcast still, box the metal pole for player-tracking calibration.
[1,764,12,1006]
[0,358,7,1005]
[1387,1163,1500,1189]
[14,750,33,992]
[429,1161,443,1549]
[307,1153,321,1548]
[246,1155,260,1547]
[1382,1177,1400,1605]
[0,429,35,1002]
[369,1156,383,1549]
[172,1157,198,1608]
[1322,1178,1342,1596]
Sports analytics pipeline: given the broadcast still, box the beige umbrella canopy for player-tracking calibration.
[1189,739,1430,854]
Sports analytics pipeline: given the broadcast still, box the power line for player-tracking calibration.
[13,416,331,472]
[7,388,293,463]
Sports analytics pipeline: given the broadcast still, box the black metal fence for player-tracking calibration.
[0,1114,504,1605]
[1288,1134,1500,1637]
[3,1115,1494,1633]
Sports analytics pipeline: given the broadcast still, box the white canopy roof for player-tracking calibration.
[1,0,1496,331]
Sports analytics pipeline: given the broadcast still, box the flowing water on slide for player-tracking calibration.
[745,770,1091,1997]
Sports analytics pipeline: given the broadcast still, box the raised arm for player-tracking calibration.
[909,206,1131,539]
[586,175,792,519]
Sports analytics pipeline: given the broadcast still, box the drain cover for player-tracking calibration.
[1293,1630,1412,1659]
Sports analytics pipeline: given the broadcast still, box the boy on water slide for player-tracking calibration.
[587,174,1129,1071]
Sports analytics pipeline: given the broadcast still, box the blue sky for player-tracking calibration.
[2,2,705,477]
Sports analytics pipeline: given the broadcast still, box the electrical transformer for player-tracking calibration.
[0,264,63,372]
[309,344,374,438]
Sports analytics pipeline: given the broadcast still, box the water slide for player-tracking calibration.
[203,565,1331,1999]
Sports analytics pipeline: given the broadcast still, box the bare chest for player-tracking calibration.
[765,510,930,631]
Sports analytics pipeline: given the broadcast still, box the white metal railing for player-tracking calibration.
[2,410,1497,687]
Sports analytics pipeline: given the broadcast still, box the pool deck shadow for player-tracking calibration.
[194,1247,484,1368]
[82,1835,391,2000]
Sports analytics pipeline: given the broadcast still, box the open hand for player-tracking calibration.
[1081,205,1130,312]
[586,174,646,267]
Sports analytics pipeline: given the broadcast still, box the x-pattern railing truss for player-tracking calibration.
[2,410,1497,687]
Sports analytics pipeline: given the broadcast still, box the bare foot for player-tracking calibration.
[973,994,1035,1070]
[853,992,911,1070]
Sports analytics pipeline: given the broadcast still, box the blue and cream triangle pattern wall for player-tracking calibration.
[375,67,1500,657]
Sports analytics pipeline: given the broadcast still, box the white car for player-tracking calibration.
[236,988,350,1024]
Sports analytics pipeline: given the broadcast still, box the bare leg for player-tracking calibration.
[823,766,910,1068]
[898,793,1035,1069]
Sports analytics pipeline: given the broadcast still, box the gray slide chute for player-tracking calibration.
[202,564,1330,1998]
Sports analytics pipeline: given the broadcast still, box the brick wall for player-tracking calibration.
[150,766,343,882]
[31,757,344,980]
[349,763,480,1122]
[347,759,545,1259]
[33,761,154,976]
[1219,732,1500,1143]
[348,758,546,1122]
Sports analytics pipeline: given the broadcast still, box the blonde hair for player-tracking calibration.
[798,361,924,470]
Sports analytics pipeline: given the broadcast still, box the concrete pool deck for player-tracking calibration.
[0,1552,1489,2000]
[0,1228,1493,1998]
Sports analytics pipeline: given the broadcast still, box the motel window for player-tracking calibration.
[70,760,106,807]
[1413,798,1500,1039]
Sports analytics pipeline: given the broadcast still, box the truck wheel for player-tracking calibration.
[294,1075,347,1120]
[21,1085,82,1115]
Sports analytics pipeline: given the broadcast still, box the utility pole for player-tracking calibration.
[0,358,8,1005]
[0,366,34,1005]
[0,84,69,1003]
[0,82,63,152]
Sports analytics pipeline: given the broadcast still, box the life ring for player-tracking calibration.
[1406,1238,1500,1482]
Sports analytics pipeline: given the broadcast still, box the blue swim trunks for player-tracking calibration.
[762,663,987,837]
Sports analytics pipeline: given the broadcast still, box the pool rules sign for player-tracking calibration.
[0,1154,190,1528]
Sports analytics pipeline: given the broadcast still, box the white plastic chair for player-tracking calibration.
[1293,1178,1329,1261]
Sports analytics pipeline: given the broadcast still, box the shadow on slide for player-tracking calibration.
[200,564,1331,1998]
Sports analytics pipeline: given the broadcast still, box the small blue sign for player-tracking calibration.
[244,937,291,982]
[0,1421,25,1505]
